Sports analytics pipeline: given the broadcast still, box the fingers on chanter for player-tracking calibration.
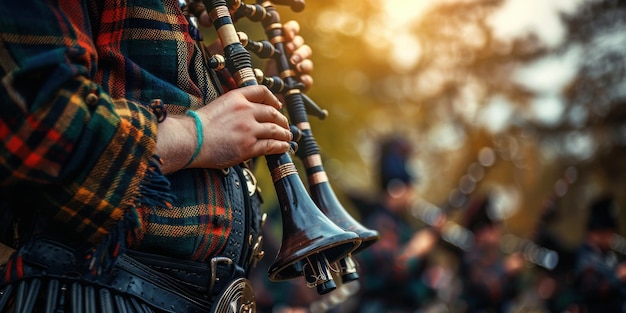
[254,104,289,129]
[258,122,292,143]
[287,38,312,65]
[295,59,313,75]
[240,85,282,110]
[298,74,314,93]
[283,20,301,40]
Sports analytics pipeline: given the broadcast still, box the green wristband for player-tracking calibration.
[183,110,203,168]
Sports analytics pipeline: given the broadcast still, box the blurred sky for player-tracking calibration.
[377,0,592,127]
[298,0,626,238]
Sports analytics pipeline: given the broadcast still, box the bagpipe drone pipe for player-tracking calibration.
[200,0,380,295]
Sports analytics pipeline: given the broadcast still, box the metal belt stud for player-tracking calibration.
[242,167,258,196]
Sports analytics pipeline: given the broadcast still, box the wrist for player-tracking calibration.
[155,113,201,174]
[182,110,203,168]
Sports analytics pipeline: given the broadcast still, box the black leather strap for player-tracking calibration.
[103,253,211,312]
[0,237,224,312]
[125,249,242,299]
[222,164,263,273]
[223,166,246,267]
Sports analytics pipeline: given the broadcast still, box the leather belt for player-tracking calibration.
[0,237,245,312]
[126,249,244,299]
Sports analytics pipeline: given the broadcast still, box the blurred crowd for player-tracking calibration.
[250,136,626,313]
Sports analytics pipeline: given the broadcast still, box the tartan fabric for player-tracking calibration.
[0,0,233,262]
[94,0,218,112]
[135,169,232,262]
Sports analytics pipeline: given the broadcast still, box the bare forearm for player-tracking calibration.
[156,114,198,174]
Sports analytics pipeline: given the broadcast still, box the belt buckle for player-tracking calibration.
[210,256,234,294]
[210,278,256,313]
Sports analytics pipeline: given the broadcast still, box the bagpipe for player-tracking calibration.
[200,0,379,295]
[409,153,578,272]
[411,197,560,271]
